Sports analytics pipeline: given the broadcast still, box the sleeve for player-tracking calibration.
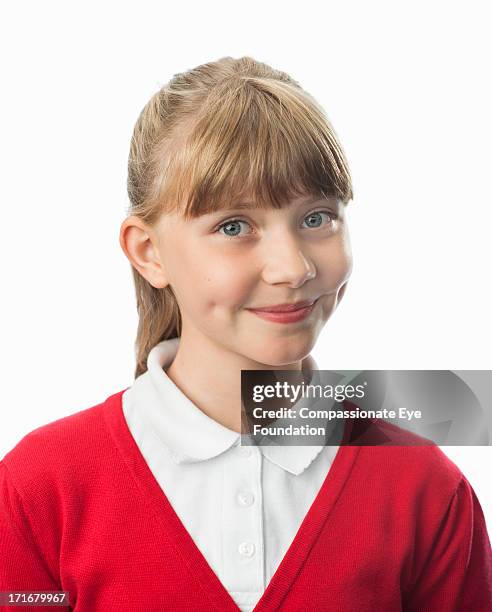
[404,475,492,611]
[0,461,69,610]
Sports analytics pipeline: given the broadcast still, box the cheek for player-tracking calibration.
[184,250,255,310]
[318,232,353,291]
[206,255,255,307]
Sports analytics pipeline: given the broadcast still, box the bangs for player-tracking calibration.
[153,77,353,221]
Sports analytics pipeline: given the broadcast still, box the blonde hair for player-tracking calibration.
[126,56,353,378]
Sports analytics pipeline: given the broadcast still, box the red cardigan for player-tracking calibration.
[1,389,491,611]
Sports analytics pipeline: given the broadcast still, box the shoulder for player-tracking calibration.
[350,419,465,512]
[337,405,464,501]
[1,388,128,499]
[0,388,128,581]
[362,416,461,470]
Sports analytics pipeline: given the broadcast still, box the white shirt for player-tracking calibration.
[122,338,339,612]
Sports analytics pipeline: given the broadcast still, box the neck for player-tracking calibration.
[165,327,309,433]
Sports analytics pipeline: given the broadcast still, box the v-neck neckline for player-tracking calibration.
[103,389,361,612]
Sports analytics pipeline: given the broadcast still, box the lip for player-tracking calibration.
[247,298,319,324]
[246,298,317,313]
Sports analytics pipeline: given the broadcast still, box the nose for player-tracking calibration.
[261,234,316,288]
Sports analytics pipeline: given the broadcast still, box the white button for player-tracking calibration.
[237,490,255,507]
[238,446,252,458]
[238,541,256,557]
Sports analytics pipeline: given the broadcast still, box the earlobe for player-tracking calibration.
[119,216,169,289]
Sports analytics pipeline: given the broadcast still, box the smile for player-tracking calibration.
[246,299,318,324]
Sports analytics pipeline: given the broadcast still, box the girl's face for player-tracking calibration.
[149,193,353,367]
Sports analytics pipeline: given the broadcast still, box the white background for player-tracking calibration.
[1,1,491,531]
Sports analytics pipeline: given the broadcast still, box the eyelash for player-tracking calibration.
[215,210,339,239]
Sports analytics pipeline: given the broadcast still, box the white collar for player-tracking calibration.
[128,337,325,475]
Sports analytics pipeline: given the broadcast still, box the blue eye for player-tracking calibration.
[218,219,251,238]
[216,210,337,239]
[302,210,335,229]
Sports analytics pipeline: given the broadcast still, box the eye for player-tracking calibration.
[215,209,338,239]
[216,218,253,238]
[302,210,338,229]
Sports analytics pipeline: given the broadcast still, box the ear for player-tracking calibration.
[119,215,169,289]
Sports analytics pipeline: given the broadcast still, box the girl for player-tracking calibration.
[1,56,491,611]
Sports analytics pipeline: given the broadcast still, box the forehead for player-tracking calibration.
[156,192,340,231]
[224,193,328,211]
[198,193,341,221]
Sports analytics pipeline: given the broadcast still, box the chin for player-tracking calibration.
[255,341,314,368]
